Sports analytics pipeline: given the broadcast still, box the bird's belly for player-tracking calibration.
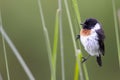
[80,35,99,56]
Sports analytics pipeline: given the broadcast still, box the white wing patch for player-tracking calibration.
[93,23,101,30]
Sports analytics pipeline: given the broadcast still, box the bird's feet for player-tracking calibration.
[81,55,90,63]
[81,57,87,63]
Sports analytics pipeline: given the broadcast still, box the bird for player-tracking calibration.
[76,18,105,67]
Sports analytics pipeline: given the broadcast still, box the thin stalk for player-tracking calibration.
[0,73,3,80]
[72,0,82,29]
[112,0,120,67]
[74,50,83,80]
[118,10,120,30]
[52,9,59,80]
[74,60,79,80]
[82,64,89,80]
[0,27,35,80]
[63,0,84,80]
[72,0,89,80]
[2,31,10,80]
[0,11,10,80]
[37,0,54,80]
[58,0,65,80]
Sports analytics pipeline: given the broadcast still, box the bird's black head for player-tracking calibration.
[81,18,98,29]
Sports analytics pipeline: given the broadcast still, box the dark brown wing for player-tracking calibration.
[96,28,105,56]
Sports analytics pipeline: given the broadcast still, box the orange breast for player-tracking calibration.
[80,29,91,36]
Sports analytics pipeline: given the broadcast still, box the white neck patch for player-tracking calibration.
[93,23,101,30]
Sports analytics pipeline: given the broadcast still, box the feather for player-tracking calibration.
[96,55,102,67]
[96,28,105,56]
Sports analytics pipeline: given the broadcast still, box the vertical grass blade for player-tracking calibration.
[82,64,89,80]
[72,0,89,80]
[52,9,59,80]
[58,0,65,80]
[74,60,79,80]
[74,49,83,80]
[37,0,55,80]
[112,0,120,67]
[118,10,120,30]
[0,73,3,80]
[0,11,10,80]
[63,0,84,80]
[1,30,10,80]
[72,0,82,29]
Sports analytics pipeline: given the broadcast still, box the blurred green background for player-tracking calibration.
[1,0,120,80]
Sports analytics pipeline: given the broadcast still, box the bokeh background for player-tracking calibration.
[1,0,120,80]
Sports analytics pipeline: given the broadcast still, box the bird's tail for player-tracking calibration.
[96,55,102,67]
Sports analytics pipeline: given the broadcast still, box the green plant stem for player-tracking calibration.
[112,0,120,67]
[52,9,59,80]
[0,11,10,80]
[58,0,65,80]
[63,0,84,80]
[83,64,89,80]
[37,0,54,80]
[118,10,120,30]
[0,27,35,80]
[74,50,83,80]
[72,0,89,80]
[2,31,10,80]
[72,0,82,29]
[74,60,79,80]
